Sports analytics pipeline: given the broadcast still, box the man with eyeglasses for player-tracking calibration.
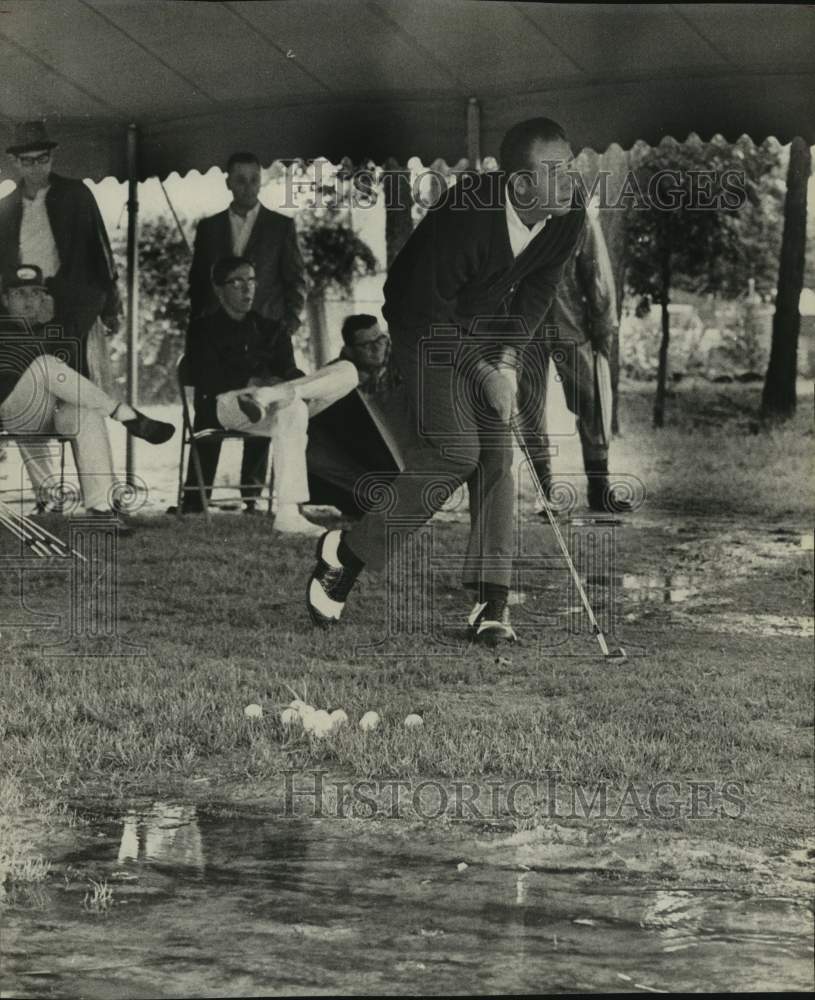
[186,151,307,515]
[0,121,122,381]
[181,255,357,534]
[306,314,408,517]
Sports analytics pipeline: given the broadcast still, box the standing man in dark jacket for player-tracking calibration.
[517,211,633,513]
[306,117,585,644]
[184,256,356,534]
[186,152,307,513]
[0,121,121,378]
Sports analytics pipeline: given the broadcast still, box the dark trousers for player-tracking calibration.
[182,412,269,510]
[306,404,399,516]
[517,339,608,481]
[344,331,516,590]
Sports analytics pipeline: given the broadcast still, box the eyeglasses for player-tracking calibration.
[16,152,52,167]
[353,335,388,350]
[222,276,257,289]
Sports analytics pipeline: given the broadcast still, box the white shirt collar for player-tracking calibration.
[505,194,549,258]
[229,201,260,223]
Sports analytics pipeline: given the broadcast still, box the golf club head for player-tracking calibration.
[605,646,628,663]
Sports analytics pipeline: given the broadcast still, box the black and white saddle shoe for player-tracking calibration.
[306,530,361,627]
[467,599,517,646]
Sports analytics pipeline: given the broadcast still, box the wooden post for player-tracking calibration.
[125,124,139,485]
[467,97,481,169]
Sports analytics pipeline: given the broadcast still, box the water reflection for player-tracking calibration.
[4,813,813,996]
[117,802,204,873]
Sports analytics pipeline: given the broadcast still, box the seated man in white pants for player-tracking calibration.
[184,255,357,535]
[0,264,175,527]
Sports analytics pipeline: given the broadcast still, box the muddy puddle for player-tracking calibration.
[3,803,813,996]
[509,521,814,640]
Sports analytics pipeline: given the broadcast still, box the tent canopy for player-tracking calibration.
[1,0,813,180]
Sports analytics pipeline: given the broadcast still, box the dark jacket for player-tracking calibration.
[185,307,304,428]
[0,314,81,410]
[188,206,306,332]
[548,212,617,355]
[0,173,121,340]
[383,172,585,347]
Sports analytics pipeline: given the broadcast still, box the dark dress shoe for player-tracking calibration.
[468,599,517,646]
[587,482,634,513]
[236,394,264,424]
[306,530,361,626]
[122,410,175,445]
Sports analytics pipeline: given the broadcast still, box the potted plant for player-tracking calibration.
[298,207,378,367]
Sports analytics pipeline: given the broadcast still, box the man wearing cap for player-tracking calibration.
[0,264,174,526]
[0,121,122,382]
[186,151,307,515]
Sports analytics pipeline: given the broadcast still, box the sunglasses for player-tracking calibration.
[16,152,52,167]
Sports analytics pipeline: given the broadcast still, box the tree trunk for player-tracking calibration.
[653,253,671,428]
[383,157,414,267]
[761,137,811,421]
[305,292,330,369]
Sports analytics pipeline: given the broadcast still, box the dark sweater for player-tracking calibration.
[185,307,304,428]
[383,172,585,347]
[0,315,81,410]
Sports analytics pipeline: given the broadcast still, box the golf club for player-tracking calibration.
[0,498,87,561]
[511,419,627,662]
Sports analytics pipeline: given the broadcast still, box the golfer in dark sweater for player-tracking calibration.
[307,117,586,643]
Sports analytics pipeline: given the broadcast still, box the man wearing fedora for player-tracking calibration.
[0,120,122,384]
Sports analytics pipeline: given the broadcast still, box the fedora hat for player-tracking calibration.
[6,120,58,156]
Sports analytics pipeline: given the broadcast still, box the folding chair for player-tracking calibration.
[0,430,70,506]
[175,355,274,524]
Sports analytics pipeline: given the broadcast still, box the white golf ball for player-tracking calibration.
[311,709,333,738]
[329,709,349,731]
[244,703,263,719]
[359,711,381,732]
[280,708,299,726]
[404,714,424,729]
[300,709,317,732]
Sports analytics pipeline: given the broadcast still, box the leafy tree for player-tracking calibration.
[297,207,377,367]
[626,136,783,426]
[111,216,190,402]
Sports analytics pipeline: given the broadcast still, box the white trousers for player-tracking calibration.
[0,355,117,510]
[216,361,358,504]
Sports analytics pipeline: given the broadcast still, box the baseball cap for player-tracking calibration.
[3,264,47,290]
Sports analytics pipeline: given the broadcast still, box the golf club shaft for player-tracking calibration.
[510,420,610,653]
[0,499,84,561]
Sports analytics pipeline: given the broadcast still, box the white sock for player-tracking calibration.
[321,528,342,567]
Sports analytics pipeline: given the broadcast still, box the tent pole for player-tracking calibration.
[467,97,481,169]
[125,123,139,486]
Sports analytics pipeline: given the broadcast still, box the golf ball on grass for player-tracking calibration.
[244,703,263,719]
[311,710,333,738]
[404,714,424,729]
[330,709,348,732]
[359,711,380,732]
[280,708,299,726]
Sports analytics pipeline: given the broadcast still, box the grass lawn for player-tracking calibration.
[1,380,813,875]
